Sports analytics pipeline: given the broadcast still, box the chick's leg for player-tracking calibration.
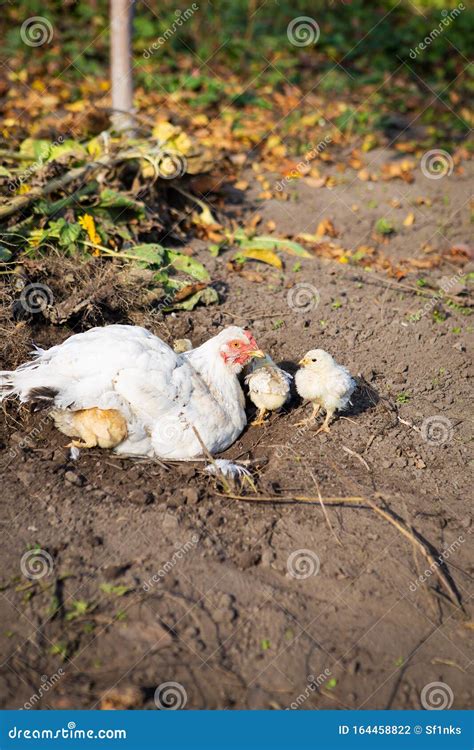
[251,407,268,427]
[295,402,320,427]
[314,409,333,435]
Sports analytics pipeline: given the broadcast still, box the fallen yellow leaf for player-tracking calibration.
[403,212,415,227]
[240,248,282,269]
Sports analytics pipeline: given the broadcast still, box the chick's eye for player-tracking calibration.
[312,358,317,362]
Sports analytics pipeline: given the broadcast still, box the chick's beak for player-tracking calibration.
[298,357,309,366]
[248,349,265,359]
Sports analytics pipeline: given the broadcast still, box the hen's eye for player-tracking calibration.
[231,341,241,349]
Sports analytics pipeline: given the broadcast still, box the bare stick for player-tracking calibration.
[217,491,461,608]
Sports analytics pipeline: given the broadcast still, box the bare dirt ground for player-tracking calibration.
[0,155,472,711]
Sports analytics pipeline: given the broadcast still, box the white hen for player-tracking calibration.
[244,355,292,426]
[0,325,264,459]
[295,349,355,434]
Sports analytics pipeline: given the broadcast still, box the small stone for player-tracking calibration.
[183,487,200,505]
[260,548,275,567]
[238,550,261,569]
[103,564,130,581]
[162,513,178,532]
[64,470,85,486]
[128,489,154,506]
[460,516,471,529]
[90,489,107,501]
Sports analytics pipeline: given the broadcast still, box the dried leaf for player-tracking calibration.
[239,247,282,269]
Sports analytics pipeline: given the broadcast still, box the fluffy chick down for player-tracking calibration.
[295,349,355,433]
[245,356,292,425]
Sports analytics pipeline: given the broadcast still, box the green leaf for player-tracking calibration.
[0,246,12,261]
[0,166,11,177]
[19,138,51,162]
[164,286,218,311]
[375,218,395,235]
[65,599,92,621]
[127,243,166,266]
[237,235,311,258]
[98,189,145,218]
[48,140,85,162]
[208,243,224,257]
[59,222,82,248]
[99,583,131,597]
[167,251,209,280]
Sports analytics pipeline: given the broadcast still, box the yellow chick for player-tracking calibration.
[295,349,355,434]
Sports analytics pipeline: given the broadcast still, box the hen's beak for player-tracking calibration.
[248,349,265,359]
[298,356,309,366]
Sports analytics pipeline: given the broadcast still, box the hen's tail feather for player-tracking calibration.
[0,371,15,402]
[27,387,59,411]
[0,368,58,410]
